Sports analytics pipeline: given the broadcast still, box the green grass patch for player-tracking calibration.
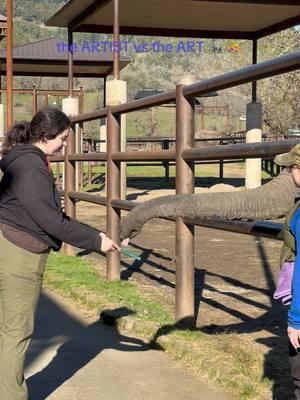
[45,252,173,325]
[44,251,274,399]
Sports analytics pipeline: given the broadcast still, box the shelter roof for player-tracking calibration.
[135,89,218,105]
[46,0,300,39]
[0,37,130,77]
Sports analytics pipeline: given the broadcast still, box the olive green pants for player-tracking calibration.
[0,233,49,400]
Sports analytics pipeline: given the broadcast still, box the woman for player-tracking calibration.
[275,144,300,399]
[0,107,119,400]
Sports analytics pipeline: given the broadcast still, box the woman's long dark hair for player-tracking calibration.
[1,107,71,156]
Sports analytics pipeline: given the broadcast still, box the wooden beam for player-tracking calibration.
[254,14,300,38]
[190,0,300,5]
[76,24,256,39]
[0,58,117,66]
[0,89,82,94]
[4,72,106,78]
[69,0,111,31]
[105,66,114,77]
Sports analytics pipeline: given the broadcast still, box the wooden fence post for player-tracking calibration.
[106,108,121,280]
[175,84,195,327]
[64,125,76,255]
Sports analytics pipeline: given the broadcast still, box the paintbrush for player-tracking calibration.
[120,248,142,261]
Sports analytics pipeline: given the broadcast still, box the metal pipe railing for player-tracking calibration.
[52,139,299,165]
[68,191,107,206]
[183,51,300,99]
[83,134,284,147]
[182,139,300,161]
[72,195,284,241]
[50,155,65,162]
[60,49,300,327]
[71,108,108,124]
[68,153,107,162]
[70,51,300,124]
[0,89,82,95]
[112,149,175,161]
[188,218,283,240]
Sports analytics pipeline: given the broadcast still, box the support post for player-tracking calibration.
[245,39,262,188]
[6,0,13,128]
[219,138,224,181]
[103,76,107,108]
[113,0,120,80]
[64,125,75,220]
[68,29,73,97]
[200,107,204,130]
[162,139,170,182]
[78,87,84,189]
[252,39,257,103]
[64,27,76,255]
[106,108,121,280]
[32,87,37,115]
[64,125,76,255]
[175,84,195,327]
[106,80,127,200]
[245,128,262,188]
[107,0,126,199]
[246,39,262,132]
[55,163,61,188]
[88,140,92,186]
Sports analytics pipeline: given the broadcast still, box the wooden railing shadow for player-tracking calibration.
[116,239,293,399]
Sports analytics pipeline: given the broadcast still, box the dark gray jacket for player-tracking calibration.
[0,144,101,251]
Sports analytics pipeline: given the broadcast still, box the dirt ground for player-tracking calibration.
[74,171,292,399]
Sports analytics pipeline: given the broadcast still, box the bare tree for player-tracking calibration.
[258,29,300,134]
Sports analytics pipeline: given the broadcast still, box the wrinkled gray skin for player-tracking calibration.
[121,169,298,239]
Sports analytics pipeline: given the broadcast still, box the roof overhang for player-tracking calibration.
[0,38,130,77]
[0,59,129,78]
[46,0,300,40]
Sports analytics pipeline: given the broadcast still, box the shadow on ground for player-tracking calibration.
[116,238,294,400]
[26,295,148,400]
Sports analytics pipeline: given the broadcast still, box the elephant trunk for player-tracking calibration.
[121,169,298,239]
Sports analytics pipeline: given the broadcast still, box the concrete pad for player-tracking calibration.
[25,290,228,400]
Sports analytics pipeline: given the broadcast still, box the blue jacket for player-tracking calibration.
[288,206,300,329]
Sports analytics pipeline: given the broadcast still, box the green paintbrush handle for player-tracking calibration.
[120,248,142,261]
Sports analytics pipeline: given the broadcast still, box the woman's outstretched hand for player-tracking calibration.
[288,326,300,349]
[100,232,120,252]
